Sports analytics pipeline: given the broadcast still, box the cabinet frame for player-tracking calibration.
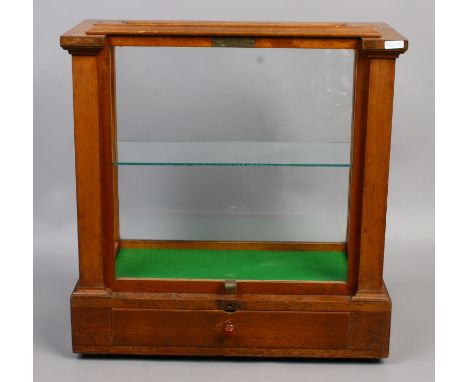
[61,20,407,358]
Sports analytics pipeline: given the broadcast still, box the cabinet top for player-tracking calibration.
[60,20,408,56]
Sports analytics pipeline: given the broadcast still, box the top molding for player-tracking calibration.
[60,20,408,56]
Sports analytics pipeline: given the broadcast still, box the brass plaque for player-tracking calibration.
[212,37,255,48]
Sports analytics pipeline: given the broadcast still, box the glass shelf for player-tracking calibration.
[115,141,351,167]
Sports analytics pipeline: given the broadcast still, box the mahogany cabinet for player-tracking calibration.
[61,20,408,358]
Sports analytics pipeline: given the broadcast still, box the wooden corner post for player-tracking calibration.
[355,44,402,297]
[61,21,118,292]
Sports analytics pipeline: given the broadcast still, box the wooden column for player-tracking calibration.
[63,31,118,291]
[355,54,397,296]
[346,51,370,294]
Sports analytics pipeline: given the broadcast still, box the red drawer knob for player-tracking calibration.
[223,322,236,337]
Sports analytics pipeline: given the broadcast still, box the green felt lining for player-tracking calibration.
[116,248,347,281]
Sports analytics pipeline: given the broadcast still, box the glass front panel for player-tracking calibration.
[118,166,350,242]
[116,47,354,244]
[114,46,355,281]
[116,47,354,143]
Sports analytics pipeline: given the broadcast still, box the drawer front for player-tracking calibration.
[112,309,350,349]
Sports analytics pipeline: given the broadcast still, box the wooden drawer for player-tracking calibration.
[112,309,350,349]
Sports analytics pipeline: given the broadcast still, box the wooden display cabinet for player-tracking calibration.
[61,20,408,358]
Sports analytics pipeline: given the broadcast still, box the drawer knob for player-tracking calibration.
[223,322,236,337]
